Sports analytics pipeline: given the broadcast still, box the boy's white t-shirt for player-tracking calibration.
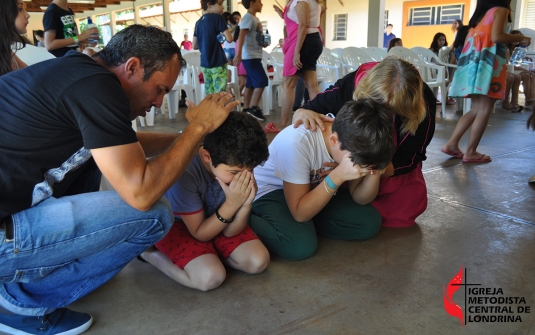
[239,12,264,60]
[254,125,334,201]
[286,0,321,34]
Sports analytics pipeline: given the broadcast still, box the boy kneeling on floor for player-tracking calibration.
[250,99,395,260]
[141,112,270,291]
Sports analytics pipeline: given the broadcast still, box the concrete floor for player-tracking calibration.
[64,100,535,334]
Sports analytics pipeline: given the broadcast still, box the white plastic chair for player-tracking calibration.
[227,65,242,111]
[316,48,342,91]
[138,107,155,126]
[341,47,375,75]
[331,48,344,59]
[364,47,388,62]
[167,69,196,118]
[388,47,448,118]
[269,51,285,108]
[261,50,283,114]
[182,52,205,104]
[412,46,457,101]
[411,47,456,79]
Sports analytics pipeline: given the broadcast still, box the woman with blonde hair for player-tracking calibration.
[292,56,436,227]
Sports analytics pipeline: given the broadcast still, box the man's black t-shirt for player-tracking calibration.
[0,52,138,218]
[43,3,79,57]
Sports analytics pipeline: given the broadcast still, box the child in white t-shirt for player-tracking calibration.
[250,99,394,260]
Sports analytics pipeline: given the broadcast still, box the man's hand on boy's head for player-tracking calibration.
[217,171,254,211]
[185,93,239,134]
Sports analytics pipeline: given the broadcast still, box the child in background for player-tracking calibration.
[451,19,463,40]
[140,112,270,291]
[508,30,535,109]
[180,34,192,50]
[222,12,238,65]
[444,0,531,163]
[429,32,448,56]
[234,0,269,121]
[429,32,456,105]
[387,38,402,52]
[193,0,233,94]
[250,99,394,260]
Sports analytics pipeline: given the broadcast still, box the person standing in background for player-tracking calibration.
[383,24,396,49]
[193,0,233,94]
[265,0,323,133]
[443,0,531,163]
[234,0,269,122]
[180,34,192,50]
[43,0,97,57]
[34,30,45,47]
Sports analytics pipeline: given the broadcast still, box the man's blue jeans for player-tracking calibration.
[0,190,173,316]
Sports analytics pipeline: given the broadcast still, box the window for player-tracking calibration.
[408,4,463,26]
[333,14,347,41]
[525,0,535,30]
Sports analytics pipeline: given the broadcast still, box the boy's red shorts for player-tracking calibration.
[155,221,259,270]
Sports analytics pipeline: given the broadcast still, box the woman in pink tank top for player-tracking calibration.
[265,0,324,133]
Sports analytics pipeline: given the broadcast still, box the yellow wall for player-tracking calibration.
[401,0,471,48]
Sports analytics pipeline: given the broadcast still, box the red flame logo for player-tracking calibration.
[444,266,464,326]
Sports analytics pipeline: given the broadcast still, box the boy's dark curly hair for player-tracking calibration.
[203,112,269,168]
[332,99,394,170]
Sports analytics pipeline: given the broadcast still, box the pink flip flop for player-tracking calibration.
[462,154,492,163]
[441,148,464,159]
[264,123,281,133]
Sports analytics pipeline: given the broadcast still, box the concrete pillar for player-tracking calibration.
[511,0,523,29]
[110,11,116,35]
[163,0,171,32]
[134,5,140,25]
[367,0,386,47]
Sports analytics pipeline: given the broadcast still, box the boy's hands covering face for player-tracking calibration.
[217,171,254,210]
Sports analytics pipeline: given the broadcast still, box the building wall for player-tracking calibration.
[401,0,472,48]
[64,0,527,51]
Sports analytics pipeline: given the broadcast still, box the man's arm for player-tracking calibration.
[136,132,179,157]
[91,93,239,211]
